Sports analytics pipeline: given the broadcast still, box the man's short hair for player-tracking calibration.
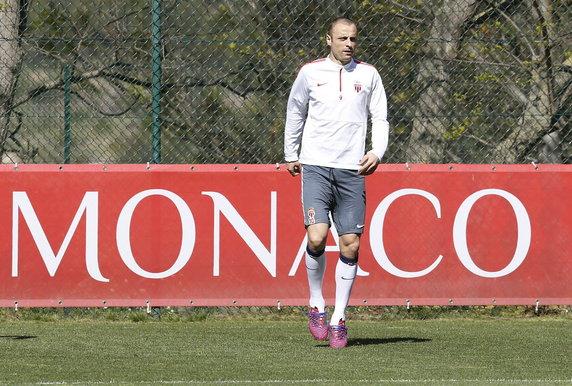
[327,17,356,36]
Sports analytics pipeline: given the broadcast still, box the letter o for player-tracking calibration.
[116,189,196,279]
[453,189,531,278]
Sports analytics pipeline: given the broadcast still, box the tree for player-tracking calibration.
[400,0,572,164]
[0,0,30,161]
[487,0,560,163]
[405,0,479,163]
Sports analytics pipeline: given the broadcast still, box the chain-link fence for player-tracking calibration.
[1,0,571,165]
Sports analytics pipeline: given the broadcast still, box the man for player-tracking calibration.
[284,17,389,348]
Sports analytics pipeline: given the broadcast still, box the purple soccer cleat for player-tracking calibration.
[328,319,348,348]
[306,307,328,340]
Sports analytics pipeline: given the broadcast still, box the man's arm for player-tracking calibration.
[366,70,389,169]
[284,68,309,174]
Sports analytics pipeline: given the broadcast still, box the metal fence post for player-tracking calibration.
[63,64,72,164]
[151,0,162,164]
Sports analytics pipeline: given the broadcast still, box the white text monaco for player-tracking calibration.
[10,188,530,282]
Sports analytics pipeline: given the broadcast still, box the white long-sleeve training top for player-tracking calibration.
[284,57,389,170]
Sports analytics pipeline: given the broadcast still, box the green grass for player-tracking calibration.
[0,318,571,384]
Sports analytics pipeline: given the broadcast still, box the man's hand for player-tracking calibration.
[358,153,380,175]
[286,161,302,176]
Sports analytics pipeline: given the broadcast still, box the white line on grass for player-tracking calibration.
[34,379,572,385]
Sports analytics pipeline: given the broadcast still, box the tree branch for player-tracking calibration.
[13,62,273,110]
[74,91,140,116]
[469,0,513,27]
[12,66,114,108]
[465,45,529,105]
[495,6,538,59]
[393,12,424,24]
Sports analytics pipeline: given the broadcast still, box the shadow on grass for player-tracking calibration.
[316,336,431,348]
[0,335,37,340]
[349,337,431,346]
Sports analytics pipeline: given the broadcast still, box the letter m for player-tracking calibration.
[12,192,108,282]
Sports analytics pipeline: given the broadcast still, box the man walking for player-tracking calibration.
[284,17,389,348]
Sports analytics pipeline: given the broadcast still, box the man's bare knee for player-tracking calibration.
[340,233,360,258]
[307,223,329,252]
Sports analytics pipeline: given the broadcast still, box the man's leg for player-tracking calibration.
[330,233,360,325]
[305,223,329,340]
[300,164,335,340]
[305,223,329,312]
[327,233,359,348]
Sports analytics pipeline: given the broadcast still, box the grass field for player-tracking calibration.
[0,314,571,384]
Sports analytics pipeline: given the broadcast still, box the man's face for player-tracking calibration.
[326,22,357,65]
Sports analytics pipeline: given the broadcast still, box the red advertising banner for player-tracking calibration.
[0,164,570,308]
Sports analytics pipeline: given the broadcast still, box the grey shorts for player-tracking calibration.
[301,164,366,235]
